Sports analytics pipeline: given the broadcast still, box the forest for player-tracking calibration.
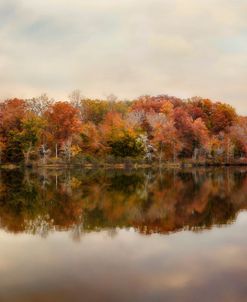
[0,92,247,167]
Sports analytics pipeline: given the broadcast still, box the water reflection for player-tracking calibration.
[1,168,247,302]
[1,168,247,238]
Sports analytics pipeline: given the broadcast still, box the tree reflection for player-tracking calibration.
[0,168,247,238]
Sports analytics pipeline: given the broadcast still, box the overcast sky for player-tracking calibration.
[0,0,246,114]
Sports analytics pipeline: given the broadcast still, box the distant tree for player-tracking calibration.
[211,103,237,134]
[27,93,53,116]
[174,108,209,158]
[0,98,27,133]
[108,133,144,158]
[80,122,107,156]
[80,99,109,124]
[229,117,247,158]
[147,113,182,164]
[0,99,27,163]
[5,130,24,163]
[68,89,84,120]
[19,113,46,165]
[131,95,182,113]
[102,112,144,158]
[45,102,81,158]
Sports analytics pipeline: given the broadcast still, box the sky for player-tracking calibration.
[0,0,246,114]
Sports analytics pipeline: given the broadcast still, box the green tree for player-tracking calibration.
[19,114,45,165]
[108,132,144,158]
[5,130,24,163]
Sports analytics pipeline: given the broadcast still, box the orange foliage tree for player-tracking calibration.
[45,102,82,158]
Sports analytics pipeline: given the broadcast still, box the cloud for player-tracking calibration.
[0,0,246,114]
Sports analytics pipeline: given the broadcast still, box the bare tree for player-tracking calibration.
[68,89,84,120]
[106,93,118,103]
[68,89,83,106]
[27,93,54,116]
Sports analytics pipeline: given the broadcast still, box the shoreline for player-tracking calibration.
[1,161,247,170]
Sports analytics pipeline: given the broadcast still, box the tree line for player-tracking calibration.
[0,92,246,165]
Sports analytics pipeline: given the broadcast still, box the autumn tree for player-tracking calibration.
[147,113,182,164]
[0,99,27,163]
[186,97,213,128]
[79,99,110,124]
[45,102,81,159]
[229,117,247,158]
[211,103,237,134]
[101,112,144,158]
[131,95,182,114]
[19,113,46,165]
[80,122,107,156]
[174,108,209,158]
[5,130,24,163]
[0,98,27,133]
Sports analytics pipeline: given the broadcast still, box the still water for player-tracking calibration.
[0,168,247,302]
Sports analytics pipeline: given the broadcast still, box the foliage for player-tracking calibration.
[0,94,246,164]
[108,133,144,158]
[5,130,24,163]
[20,114,45,152]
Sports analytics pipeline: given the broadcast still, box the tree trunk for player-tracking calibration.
[173,142,176,163]
[68,144,71,163]
[225,137,230,164]
[159,144,163,167]
[55,143,58,159]
[55,172,58,190]
[24,144,32,166]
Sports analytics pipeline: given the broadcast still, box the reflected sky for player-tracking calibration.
[0,214,246,302]
[0,168,247,301]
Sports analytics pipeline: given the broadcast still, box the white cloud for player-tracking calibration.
[0,0,246,114]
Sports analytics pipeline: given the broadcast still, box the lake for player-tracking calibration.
[0,167,247,302]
